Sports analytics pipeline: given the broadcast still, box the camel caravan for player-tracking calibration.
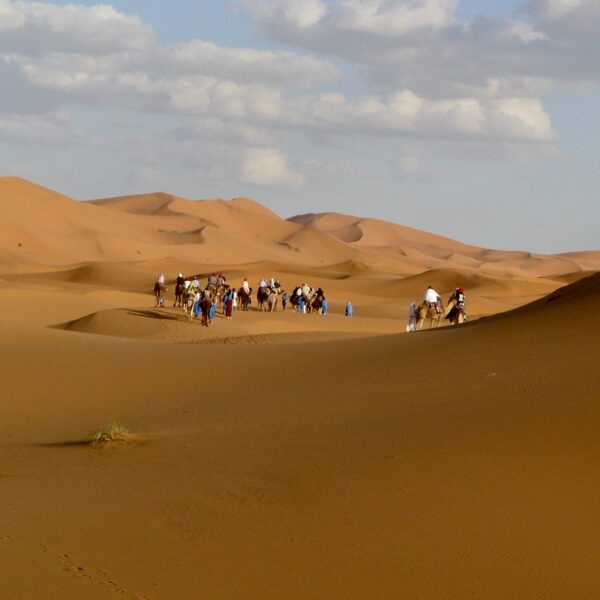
[154,273,466,331]
[153,272,330,327]
[407,286,467,331]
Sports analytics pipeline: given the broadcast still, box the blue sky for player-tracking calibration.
[0,0,598,253]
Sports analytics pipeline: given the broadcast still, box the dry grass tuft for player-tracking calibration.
[92,422,131,446]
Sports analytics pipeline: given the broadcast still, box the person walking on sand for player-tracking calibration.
[322,297,328,316]
[224,290,234,320]
[209,300,217,323]
[407,302,419,332]
[345,301,353,317]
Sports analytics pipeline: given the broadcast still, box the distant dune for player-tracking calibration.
[2,177,598,280]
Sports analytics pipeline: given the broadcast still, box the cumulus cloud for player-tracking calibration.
[0,110,80,145]
[0,0,584,194]
[533,0,587,19]
[240,0,458,34]
[240,0,600,97]
[238,0,328,27]
[330,0,457,34]
[0,0,154,51]
[527,0,600,35]
[240,148,305,187]
[285,91,556,142]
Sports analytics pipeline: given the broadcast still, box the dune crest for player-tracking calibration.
[1,178,597,279]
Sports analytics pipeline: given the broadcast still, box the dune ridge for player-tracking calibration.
[2,177,598,279]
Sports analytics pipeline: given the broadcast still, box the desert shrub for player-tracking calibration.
[92,422,129,445]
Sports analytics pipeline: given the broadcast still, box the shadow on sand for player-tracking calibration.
[35,440,91,448]
[126,309,180,321]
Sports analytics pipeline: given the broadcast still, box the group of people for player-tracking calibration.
[406,285,467,331]
[156,273,466,329]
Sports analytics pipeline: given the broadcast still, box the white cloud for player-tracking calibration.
[331,0,457,34]
[528,0,600,35]
[502,22,548,43]
[0,0,154,51]
[0,110,79,144]
[535,0,586,18]
[240,0,457,33]
[0,0,582,194]
[238,0,327,27]
[286,91,556,142]
[240,148,305,187]
[240,0,600,99]
[164,40,339,85]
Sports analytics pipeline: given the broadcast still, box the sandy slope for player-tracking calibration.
[1,177,599,599]
[0,275,599,600]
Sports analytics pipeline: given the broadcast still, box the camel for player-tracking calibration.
[207,283,229,309]
[290,292,306,313]
[268,288,281,312]
[185,290,200,321]
[257,286,270,311]
[304,290,318,313]
[445,297,467,325]
[199,294,212,327]
[154,282,167,308]
[237,287,252,311]
[174,282,185,308]
[309,295,324,314]
[415,302,445,330]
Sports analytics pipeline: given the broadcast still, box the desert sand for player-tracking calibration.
[1,177,599,599]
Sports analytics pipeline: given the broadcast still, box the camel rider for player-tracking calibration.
[208,273,218,287]
[217,272,226,286]
[452,287,466,306]
[242,278,250,295]
[424,286,442,312]
[259,277,268,289]
[157,272,165,286]
[302,283,311,299]
[176,273,185,286]
[451,287,466,316]
[269,277,276,290]
[189,276,201,291]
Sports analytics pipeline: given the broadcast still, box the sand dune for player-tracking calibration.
[1,178,599,599]
[1,272,598,599]
[4,177,598,279]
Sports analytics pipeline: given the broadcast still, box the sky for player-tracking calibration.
[0,0,599,253]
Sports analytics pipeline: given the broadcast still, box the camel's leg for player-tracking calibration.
[443,301,454,318]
